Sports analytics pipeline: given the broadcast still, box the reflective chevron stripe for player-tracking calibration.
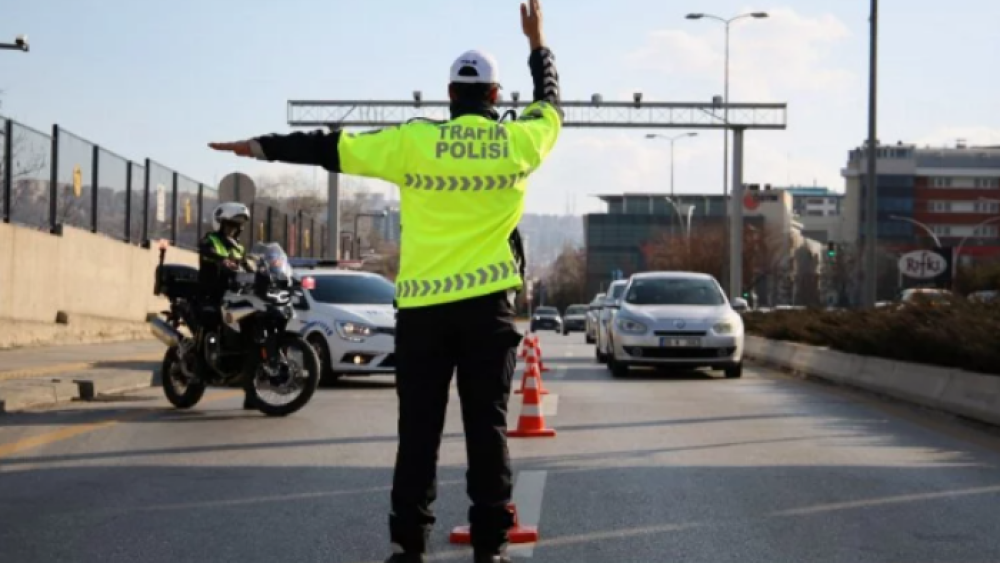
[395,260,519,299]
[402,173,528,191]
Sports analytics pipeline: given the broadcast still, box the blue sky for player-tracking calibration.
[3,0,999,215]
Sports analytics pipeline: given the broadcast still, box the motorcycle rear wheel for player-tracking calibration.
[246,334,321,417]
[161,345,206,409]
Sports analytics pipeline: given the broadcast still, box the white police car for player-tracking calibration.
[287,259,396,383]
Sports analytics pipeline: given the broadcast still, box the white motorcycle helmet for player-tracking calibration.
[212,202,250,232]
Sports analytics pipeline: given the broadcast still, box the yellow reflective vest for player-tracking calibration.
[338,101,563,308]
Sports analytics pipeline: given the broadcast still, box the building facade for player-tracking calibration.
[841,142,1000,266]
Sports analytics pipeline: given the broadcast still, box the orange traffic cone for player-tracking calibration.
[533,334,552,373]
[514,342,549,395]
[507,362,556,438]
[449,503,539,544]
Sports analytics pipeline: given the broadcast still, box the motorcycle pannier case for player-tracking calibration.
[154,264,200,300]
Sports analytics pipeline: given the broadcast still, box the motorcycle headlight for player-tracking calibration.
[336,321,375,342]
[616,317,647,334]
[712,321,736,334]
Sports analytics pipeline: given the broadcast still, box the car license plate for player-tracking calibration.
[660,337,701,348]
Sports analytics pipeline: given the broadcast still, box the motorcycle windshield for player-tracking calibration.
[250,242,293,281]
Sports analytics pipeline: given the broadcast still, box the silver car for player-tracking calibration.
[605,272,748,379]
[596,280,629,363]
[585,293,605,344]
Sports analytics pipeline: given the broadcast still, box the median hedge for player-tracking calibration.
[743,300,1000,376]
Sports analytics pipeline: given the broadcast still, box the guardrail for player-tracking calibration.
[1,115,328,257]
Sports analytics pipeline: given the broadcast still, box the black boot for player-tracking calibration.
[384,553,426,563]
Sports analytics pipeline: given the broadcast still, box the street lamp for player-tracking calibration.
[955,214,1000,265]
[353,210,388,259]
[684,11,768,200]
[889,215,942,248]
[646,132,698,197]
[0,35,29,52]
[686,10,769,296]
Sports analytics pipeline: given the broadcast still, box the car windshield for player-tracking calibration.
[566,305,587,315]
[306,273,396,305]
[536,307,558,316]
[624,278,726,306]
[606,283,626,302]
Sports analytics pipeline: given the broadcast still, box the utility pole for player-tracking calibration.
[862,0,879,307]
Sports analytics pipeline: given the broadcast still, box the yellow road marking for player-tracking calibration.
[0,354,163,382]
[0,391,242,460]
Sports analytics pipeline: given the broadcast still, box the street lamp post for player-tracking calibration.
[686,11,769,294]
[954,215,1000,264]
[646,132,698,197]
[888,215,942,248]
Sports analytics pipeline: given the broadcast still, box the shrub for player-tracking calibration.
[744,300,1000,376]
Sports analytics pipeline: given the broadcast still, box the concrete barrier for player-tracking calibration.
[744,335,1000,427]
[0,222,198,323]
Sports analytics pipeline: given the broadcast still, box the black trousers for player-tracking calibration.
[390,290,523,555]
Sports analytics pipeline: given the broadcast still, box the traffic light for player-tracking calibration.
[826,241,837,259]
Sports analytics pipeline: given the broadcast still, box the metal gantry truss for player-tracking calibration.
[287,100,787,130]
[290,99,789,298]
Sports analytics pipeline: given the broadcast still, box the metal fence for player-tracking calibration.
[0,116,329,258]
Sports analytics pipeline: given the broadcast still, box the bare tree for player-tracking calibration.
[641,224,805,307]
[539,243,587,312]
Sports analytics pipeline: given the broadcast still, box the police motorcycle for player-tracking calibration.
[149,240,321,416]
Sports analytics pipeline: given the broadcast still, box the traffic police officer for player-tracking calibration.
[197,202,257,410]
[208,2,561,560]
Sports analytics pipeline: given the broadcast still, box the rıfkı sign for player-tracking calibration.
[898,250,948,280]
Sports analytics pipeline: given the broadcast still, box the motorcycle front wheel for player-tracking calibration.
[246,334,321,417]
[161,345,206,409]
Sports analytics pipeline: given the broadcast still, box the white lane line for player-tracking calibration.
[508,470,548,558]
[512,394,558,418]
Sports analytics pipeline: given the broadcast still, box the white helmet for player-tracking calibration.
[212,202,250,231]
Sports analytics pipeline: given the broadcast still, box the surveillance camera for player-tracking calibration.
[511,91,520,103]
[712,95,723,107]
[633,92,643,104]
[15,34,28,51]
[591,93,603,105]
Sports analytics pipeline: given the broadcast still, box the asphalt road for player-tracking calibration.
[3,331,1000,563]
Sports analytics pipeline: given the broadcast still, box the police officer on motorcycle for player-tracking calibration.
[198,202,256,410]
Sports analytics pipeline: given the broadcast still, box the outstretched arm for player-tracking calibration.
[209,126,406,184]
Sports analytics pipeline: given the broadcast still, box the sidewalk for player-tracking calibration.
[0,340,163,380]
[0,340,164,414]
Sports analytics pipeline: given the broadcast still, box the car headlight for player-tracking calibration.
[616,317,647,334]
[712,320,738,335]
[336,321,375,342]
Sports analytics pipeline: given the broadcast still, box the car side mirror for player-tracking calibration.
[731,297,749,312]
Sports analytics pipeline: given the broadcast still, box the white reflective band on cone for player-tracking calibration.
[520,403,542,417]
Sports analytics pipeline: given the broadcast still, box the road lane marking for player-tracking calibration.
[548,368,566,380]
[0,390,241,460]
[508,470,548,558]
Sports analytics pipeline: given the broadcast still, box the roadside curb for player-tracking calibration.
[744,335,1000,428]
[0,354,162,382]
[0,370,162,415]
